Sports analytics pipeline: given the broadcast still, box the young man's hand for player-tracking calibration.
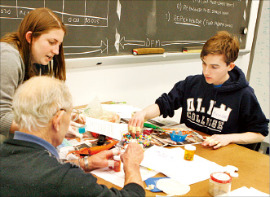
[202,134,232,149]
[128,104,161,138]
[128,111,146,138]
[201,132,265,149]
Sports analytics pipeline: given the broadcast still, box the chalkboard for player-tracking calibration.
[0,0,251,59]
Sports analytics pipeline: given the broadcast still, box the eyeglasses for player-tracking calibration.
[53,108,66,117]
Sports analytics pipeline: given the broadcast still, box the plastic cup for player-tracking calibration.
[209,172,232,196]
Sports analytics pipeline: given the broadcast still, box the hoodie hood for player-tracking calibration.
[217,66,249,93]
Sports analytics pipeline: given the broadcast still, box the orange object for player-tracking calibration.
[89,140,118,155]
[68,139,118,157]
[184,144,196,161]
[132,48,165,55]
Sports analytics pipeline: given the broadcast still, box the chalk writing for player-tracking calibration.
[0,0,251,58]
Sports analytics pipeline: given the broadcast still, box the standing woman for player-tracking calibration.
[0,8,83,142]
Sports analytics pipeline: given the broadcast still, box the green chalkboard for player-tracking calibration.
[0,0,251,59]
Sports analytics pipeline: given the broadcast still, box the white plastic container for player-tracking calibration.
[209,172,232,196]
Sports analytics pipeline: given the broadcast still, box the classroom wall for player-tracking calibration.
[249,0,270,144]
[65,1,263,124]
[66,53,249,122]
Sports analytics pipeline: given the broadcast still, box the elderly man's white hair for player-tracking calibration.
[13,76,73,132]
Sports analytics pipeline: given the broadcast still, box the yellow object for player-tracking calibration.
[184,144,196,161]
[183,49,202,53]
[182,46,202,53]
[132,48,165,55]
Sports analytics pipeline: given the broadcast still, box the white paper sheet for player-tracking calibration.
[140,146,224,185]
[91,166,158,188]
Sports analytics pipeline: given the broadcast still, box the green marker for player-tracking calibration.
[143,123,164,132]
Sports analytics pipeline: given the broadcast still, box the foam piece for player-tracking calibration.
[156,178,190,196]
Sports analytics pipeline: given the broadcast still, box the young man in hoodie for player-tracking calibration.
[128,31,269,150]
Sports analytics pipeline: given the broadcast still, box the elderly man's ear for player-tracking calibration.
[52,110,65,132]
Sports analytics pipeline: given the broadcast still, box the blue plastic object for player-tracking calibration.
[144,177,170,192]
[78,126,86,134]
[170,131,187,142]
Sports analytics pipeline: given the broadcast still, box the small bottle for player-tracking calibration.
[209,172,232,196]
[184,144,196,161]
[113,155,121,172]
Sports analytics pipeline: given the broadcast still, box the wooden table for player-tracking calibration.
[74,104,269,195]
[95,143,269,196]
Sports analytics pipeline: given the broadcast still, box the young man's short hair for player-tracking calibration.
[200,31,240,65]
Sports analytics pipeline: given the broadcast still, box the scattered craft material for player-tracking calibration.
[122,133,151,147]
[170,131,188,142]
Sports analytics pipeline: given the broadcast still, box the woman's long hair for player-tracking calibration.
[1,8,67,80]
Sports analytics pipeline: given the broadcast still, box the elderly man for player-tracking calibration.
[0,76,145,196]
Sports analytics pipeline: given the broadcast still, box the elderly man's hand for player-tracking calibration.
[120,142,144,187]
[85,149,120,171]
[121,142,144,170]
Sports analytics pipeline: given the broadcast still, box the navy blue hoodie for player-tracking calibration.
[156,66,269,136]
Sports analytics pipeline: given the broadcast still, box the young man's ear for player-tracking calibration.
[228,62,235,71]
[25,31,33,44]
[52,110,65,132]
